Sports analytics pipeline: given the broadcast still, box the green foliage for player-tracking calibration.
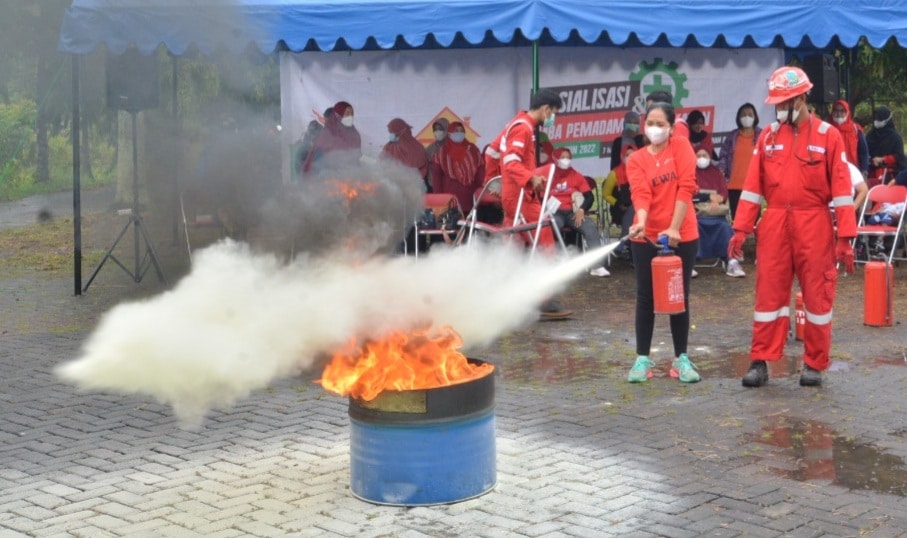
[0,98,115,201]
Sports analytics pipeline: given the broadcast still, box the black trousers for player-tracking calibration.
[630,239,699,357]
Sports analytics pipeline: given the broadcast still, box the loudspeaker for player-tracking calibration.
[106,48,159,112]
[802,54,839,104]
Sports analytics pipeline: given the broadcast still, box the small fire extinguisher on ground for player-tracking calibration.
[652,236,686,314]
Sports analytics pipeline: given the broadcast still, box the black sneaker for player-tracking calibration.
[741,360,768,387]
[799,364,823,386]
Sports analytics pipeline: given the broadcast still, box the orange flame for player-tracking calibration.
[318,326,494,401]
[328,179,379,206]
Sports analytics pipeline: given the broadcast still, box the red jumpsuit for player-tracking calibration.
[484,112,554,247]
[732,115,856,371]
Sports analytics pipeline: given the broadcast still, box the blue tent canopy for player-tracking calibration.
[59,0,907,56]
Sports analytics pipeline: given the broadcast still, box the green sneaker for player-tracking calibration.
[670,353,701,383]
[627,356,654,383]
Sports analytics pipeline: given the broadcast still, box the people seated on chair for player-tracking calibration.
[603,144,637,257]
[381,118,430,192]
[862,199,905,259]
[429,121,485,214]
[301,101,362,176]
[541,147,610,277]
[694,148,744,277]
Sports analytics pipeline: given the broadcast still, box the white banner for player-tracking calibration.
[280,47,784,181]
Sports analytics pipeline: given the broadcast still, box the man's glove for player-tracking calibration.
[727,231,747,261]
[836,238,855,274]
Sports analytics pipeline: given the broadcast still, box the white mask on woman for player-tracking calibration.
[556,158,572,170]
[341,116,355,127]
[645,126,669,145]
[696,157,711,169]
[433,129,446,141]
[449,132,466,143]
[739,116,755,128]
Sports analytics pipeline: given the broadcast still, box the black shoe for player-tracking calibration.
[741,360,768,387]
[799,364,823,386]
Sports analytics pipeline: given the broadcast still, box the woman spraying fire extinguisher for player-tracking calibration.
[625,101,701,384]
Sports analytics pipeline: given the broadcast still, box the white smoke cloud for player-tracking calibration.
[57,239,619,428]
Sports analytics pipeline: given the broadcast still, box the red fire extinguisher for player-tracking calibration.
[652,236,686,314]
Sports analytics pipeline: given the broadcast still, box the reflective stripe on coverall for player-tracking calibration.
[733,117,856,371]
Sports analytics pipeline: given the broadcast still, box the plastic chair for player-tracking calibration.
[853,184,907,265]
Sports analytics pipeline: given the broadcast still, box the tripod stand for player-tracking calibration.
[83,110,166,292]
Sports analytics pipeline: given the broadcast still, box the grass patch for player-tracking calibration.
[0,215,106,273]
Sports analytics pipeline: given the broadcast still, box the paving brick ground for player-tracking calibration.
[3,206,907,536]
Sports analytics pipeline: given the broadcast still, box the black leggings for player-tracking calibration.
[630,239,699,357]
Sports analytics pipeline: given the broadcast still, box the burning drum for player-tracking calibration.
[347,359,496,506]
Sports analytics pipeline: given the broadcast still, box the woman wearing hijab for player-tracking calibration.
[830,100,869,177]
[429,121,484,213]
[381,118,430,190]
[866,106,906,187]
[425,118,449,160]
[302,101,362,175]
[686,109,716,160]
[610,110,642,170]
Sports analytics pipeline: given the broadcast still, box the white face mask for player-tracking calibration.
[833,115,847,125]
[341,116,354,127]
[449,132,466,143]
[776,101,800,124]
[556,158,572,170]
[433,129,446,141]
[874,119,889,129]
[696,157,711,169]
[645,125,670,145]
[739,116,755,128]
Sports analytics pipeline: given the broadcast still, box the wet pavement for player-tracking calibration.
[3,213,907,536]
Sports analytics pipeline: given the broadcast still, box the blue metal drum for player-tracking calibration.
[348,361,496,506]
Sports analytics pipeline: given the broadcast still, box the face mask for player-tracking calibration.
[739,116,755,128]
[543,112,556,128]
[341,116,354,127]
[626,123,639,133]
[776,101,800,124]
[557,158,572,170]
[539,153,549,163]
[874,119,889,129]
[833,115,846,125]
[388,133,398,142]
[645,125,669,145]
[433,129,446,141]
[449,132,466,143]
[696,157,711,169]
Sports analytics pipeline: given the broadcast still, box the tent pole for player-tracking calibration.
[72,54,82,296]
[171,54,180,245]
[532,40,539,93]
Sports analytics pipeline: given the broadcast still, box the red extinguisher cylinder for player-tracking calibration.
[652,238,686,314]
[864,261,894,327]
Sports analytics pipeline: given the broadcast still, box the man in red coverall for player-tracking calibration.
[484,88,566,315]
[728,66,856,388]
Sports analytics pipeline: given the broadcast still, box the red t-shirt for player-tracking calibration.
[626,136,699,243]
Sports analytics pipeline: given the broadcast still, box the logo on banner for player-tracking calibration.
[629,58,690,108]
[415,106,481,147]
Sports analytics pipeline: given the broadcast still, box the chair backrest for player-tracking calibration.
[474,175,502,205]
[867,184,907,205]
[424,193,460,217]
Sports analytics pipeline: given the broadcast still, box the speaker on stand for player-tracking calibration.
[83,48,166,291]
[802,54,840,105]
